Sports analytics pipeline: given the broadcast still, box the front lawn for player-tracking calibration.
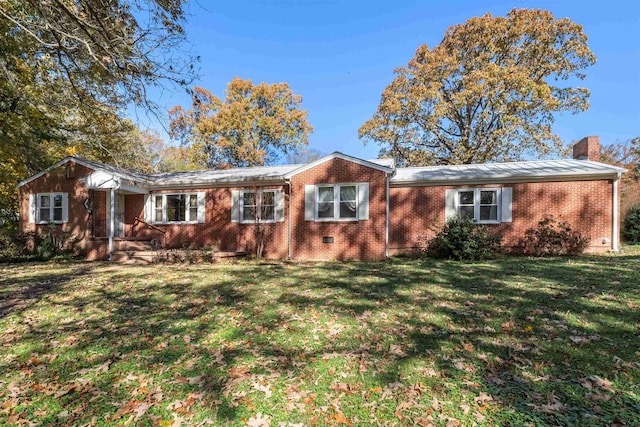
[1,254,639,426]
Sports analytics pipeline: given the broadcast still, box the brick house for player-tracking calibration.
[18,136,625,260]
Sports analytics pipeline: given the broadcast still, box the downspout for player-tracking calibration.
[109,187,115,261]
[385,172,390,258]
[286,179,292,260]
[612,173,621,251]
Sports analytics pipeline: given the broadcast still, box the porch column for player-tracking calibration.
[109,188,115,260]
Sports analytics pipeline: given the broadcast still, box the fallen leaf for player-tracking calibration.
[247,412,271,426]
[252,382,272,398]
[134,402,151,418]
[473,392,494,405]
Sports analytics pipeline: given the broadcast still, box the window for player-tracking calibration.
[153,193,203,223]
[315,184,358,221]
[33,193,67,223]
[446,187,512,224]
[454,189,499,223]
[240,190,276,223]
[230,189,284,223]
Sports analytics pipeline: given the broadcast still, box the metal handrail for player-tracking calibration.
[133,216,166,248]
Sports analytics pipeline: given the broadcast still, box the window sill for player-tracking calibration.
[152,221,199,225]
[239,220,277,224]
[36,221,65,225]
[314,218,360,222]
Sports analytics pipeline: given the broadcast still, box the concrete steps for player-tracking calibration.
[112,250,157,264]
[112,249,246,264]
[114,239,155,252]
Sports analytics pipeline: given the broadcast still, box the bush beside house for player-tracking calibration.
[622,205,640,244]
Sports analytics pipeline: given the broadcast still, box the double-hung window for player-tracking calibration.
[152,193,203,223]
[446,187,512,224]
[230,189,284,223]
[240,190,276,223]
[316,184,358,221]
[32,193,68,224]
[456,189,498,222]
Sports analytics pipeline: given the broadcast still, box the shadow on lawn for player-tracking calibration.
[0,263,92,319]
[1,255,638,425]
[289,255,640,424]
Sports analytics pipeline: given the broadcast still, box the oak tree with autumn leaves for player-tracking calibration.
[170,78,313,168]
[0,0,196,225]
[360,9,597,166]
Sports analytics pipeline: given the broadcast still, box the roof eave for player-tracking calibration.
[148,177,288,190]
[18,156,150,188]
[17,157,76,188]
[390,172,623,187]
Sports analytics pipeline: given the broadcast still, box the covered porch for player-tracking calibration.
[82,169,162,260]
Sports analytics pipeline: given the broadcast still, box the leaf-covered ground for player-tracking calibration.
[1,253,639,426]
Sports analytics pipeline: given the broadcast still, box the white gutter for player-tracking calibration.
[390,173,624,187]
[612,173,621,251]
[286,179,292,260]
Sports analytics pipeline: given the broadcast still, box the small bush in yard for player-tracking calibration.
[623,205,640,244]
[0,227,21,261]
[517,215,590,256]
[426,215,503,261]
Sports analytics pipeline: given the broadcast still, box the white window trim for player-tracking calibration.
[315,183,359,222]
[153,193,199,224]
[239,189,278,224]
[454,188,501,224]
[35,192,67,224]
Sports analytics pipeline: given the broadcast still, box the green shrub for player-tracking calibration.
[517,216,590,256]
[425,216,503,261]
[0,227,21,261]
[32,225,77,260]
[623,205,640,244]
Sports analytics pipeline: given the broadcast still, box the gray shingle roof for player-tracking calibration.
[391,159,626,185]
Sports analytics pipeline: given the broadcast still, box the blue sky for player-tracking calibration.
[145,0,640,161]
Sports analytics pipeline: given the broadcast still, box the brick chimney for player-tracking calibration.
[572,136,600,161]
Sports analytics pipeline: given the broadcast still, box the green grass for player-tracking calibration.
[1,251,639,426]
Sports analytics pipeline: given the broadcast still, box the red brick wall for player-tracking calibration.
[389,179,615,254]
[19,161,93,254]
[289,158,388,260]
[20,158,618,261]
[92,190,107,238]
[125,187,289,258]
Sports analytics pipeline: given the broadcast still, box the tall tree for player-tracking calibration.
[169,78,313,168]
[286,147,325,164]
[359,9,596,166]
[599,137,640,219]
[0,0,195,112]
[600,137,640,179]
[0,0,196,223]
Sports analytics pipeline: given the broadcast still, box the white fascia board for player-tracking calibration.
[148,178,287,190]
[18,156,149,188]
[390,172,622,187]
[284,152,394,178]
[17,157,76,188]
[580,160,627,174]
